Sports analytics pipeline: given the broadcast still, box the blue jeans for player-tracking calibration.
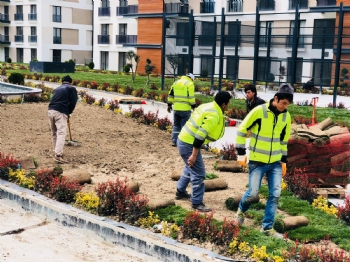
[239,161,282,230]
[172,110,191,145]
[177,140,206,205]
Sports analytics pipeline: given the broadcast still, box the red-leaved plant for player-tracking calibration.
[0,153,20,180]
[338,195,350,225]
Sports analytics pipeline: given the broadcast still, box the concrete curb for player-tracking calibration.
[0,180,239,262]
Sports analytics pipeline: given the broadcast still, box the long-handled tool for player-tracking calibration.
[65,117,82,146]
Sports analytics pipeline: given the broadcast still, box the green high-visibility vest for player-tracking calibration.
[167,76,195,111]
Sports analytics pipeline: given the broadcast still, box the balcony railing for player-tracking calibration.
[0,0,10,2]
[0,14,9,22]
[316,0,336,6]
[164,3,189,14]
[28,13,37,21]
[98,7,110,16]
[116,35,137,44]
[259,0,275,11]
[116,5,138,15]
[98,35,110,44]
[227,1,243,12]
[53,15,61,22]
[28,35,37,43]
[259,35,271,47]
[285,35,305,48]
[225,36,241,46]
[53,36,61,44]
[15,35,23,42]
[198,35,215,46]
[0,35,10,43]
[200,2,215,13]
[289,0,308,9]
[14,13,23,21]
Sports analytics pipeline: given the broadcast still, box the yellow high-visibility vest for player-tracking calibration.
[167,76,196,111]
[179,101,225,145]
[236,102,291,164]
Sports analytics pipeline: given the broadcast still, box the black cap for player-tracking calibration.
[277,83,294,95]
[62,75,72,83]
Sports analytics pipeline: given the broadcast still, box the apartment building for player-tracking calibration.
[0,0,93,64]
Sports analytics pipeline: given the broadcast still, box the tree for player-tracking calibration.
[126,50,140,83]
[166,54,181,82]
[145,58,155,85]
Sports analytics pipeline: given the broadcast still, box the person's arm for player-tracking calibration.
[188,82,196,108]
[280,114,291,163]
[167,83,175,106]
[68,87,78,114]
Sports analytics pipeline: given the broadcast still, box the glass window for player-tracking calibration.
[312,19,335,49]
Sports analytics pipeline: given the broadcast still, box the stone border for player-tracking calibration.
[0,179,237,262]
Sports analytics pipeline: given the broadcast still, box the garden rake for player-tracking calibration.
[65,117,82,147]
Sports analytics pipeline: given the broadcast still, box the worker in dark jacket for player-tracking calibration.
[48,75,78,164]
[244,84,265,114]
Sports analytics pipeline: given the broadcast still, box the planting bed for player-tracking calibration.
[1,102,249,222]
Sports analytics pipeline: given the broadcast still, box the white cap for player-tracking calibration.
[187,73,195,81]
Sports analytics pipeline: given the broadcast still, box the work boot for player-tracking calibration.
[53,155,68,164]
[192,203,212,212]
[236,208,245,225]
[171,142,177,147]
[175,189,191,200]
[260,227,283,239]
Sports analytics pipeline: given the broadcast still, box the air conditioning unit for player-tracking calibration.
[179,47,188,54]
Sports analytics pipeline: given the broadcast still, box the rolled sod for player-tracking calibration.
[215,160,243,172]
[225,195,260,211]
[127,181,140,193]
[148,199,175,210]
[62,168,91,184]
[274,216,309,233]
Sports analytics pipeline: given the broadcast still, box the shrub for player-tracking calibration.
[84,94,96,105]
[98,97,107,107]
[220,143,237,160]
[49,176,82,203]
[292,115,314,125]
[338,195,350,224]
[6,57,11,63]
[140,110,158,125]
[0,153,20,180]
[267,72,275,82]
[137,211,160,228]
[155,116,172,130]
[24,93,40,103]
[124,64,131,73]
[226,108,247,120]
[200,69,208,78]
[68,59,74,63]
[150,83,158,90]
[8,72,24,85]
[88,61,95,70]
[131,107,144,119]
[135,88,144,97]
[8,168,35,189]
[95,177,149,223]
[123,85,133,95]
[75,192,99,212]
[107,99,120,111]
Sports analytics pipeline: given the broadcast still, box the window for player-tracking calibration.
[29,5,37,20]
[313,60,332,86]
[53,49,61,63]
[257,57,271,81]
[258,0,275,11]
[16,48,23,63]
[101,0,110,7]
[53,28,61,44]
[227,0,243,12]
[15,26,23,42]
[31,49,37,61]
[260,21,273,47]
[101,24,109,35]
[53,6,61,23]
[312,19,335,49]
[98,24,110,44]
[101,51,109,70]
[177,55,189,76]
[118,52,126,71]
[4,47,9,62]
[15,5,23,21]
[201,55,213,77]
[199,21,216,46]
[226,56,239,80]
[286,20,306,48]
[200,0,215,13]
[176,22,190,46]
[226,21,241,47]
[287,57,303,83]
[119,24,127,35]
[289,0,308,9]
[119,0,127,7]
[29,27,37,43]
[4,6,8,15]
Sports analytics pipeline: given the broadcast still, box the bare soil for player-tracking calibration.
[1,102,249,222]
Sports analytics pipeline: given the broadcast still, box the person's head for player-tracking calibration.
[244,84,257,101]
[214,91,232,112]
[187,73,195,81]
[273,83,294,112]
[62,75,73,84]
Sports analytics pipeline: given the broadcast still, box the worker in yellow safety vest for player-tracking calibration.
[167,73,196,147]
[175,91,232,212]
[235,83,293,238]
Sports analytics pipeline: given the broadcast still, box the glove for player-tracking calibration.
[282,163,286,176]
[167,106,172,113]
[237,155,247,167]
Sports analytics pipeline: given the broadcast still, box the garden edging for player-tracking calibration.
[0,179,235,262]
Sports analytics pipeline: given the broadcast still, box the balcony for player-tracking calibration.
[116,5,138,16]
[98,7,110,16]
[316,0,336,6]
[0,14,9,23]
[14,13,23,21]
[116,35,137,44]
[28,13,37,21]
[28,35,37,43]
[200,2,215,13]
[98,35,110,44]
[53,36,61,44]
[164,3,189,14]
[0,35,10,44]
[289,0,308,9]
[53,15,61,22]
[285,35,305,48]
[227,1,243,12]
[198,35,215,46]
[258,0,275,11]
[0,0,10,2]
[15,35,23,42]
